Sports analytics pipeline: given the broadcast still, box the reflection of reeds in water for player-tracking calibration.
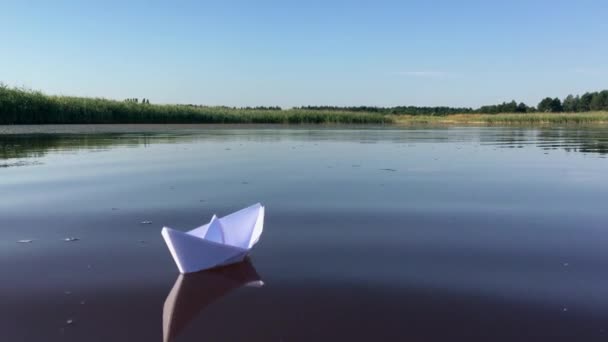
[0,134,175,160]
[162,258,263,342]
[1,126,607,166]
[483,128,608,155]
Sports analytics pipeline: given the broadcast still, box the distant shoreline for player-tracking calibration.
[1,86,607,127]
[392,113,608,125]
[1,114,608,135]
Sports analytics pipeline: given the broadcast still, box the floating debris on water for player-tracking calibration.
[63,237,79,242]
[141,221,152,224]
[563,262,569,267]
[80,300,86,305]
[562,307,568,312]
[17,239,33,243]
[379,168,397,172]
[66,319,74,325]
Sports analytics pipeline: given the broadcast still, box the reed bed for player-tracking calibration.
[393,113,608,125]
[3,85,607,126]
[0,86,391,125]
[478,113,608,124]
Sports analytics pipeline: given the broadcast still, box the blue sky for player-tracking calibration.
[1,0,607,107]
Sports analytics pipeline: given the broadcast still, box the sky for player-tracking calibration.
[1,0,607,108]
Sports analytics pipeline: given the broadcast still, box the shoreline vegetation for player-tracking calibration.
[393,113,608,125]
[1,85,607,126]
[0,86,389,125]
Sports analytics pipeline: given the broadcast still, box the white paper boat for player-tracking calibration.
[161,203,265,274]
[162,258,263,342]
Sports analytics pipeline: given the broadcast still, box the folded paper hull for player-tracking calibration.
[161,227,249,273]
[161,203,264,274]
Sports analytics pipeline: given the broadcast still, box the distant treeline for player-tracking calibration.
[543,91,608,112]
[2,83,608,125]
[478,91,608,114]
[297,90,608,115]
[295,105,474,115]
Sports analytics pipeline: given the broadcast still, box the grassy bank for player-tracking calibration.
[0,86,391,125]
[2,85,608,126]
[393,112,608,125]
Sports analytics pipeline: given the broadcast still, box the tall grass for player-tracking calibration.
[0,86,391,125]
[393,113,608,125]
[3,85,607,126]
[478,113,608,124]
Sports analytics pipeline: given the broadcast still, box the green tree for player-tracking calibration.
[505,100,517,112]
[579,92,594,112]
[538,97,553,112]
[516,102,529,113]
[590,90,608,111]
[550,98,563,112]
[562,94,577,112]
[538,97,563,113]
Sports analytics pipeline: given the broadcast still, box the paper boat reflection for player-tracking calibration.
[162,258,263,342]
[161,203,265,273]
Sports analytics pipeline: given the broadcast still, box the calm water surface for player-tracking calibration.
[1,125,607,341]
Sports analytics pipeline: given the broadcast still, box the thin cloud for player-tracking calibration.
[571,67,606,75]
[395,71,449,78]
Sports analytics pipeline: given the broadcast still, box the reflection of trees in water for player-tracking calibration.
[1,128,607,163]
[480,129,534,149]
[480,127,608,156]
[0,131,323,161]
[537,129,608,155]
[0,129,458,161]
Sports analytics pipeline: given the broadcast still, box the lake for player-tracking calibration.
[1,125,607,341]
